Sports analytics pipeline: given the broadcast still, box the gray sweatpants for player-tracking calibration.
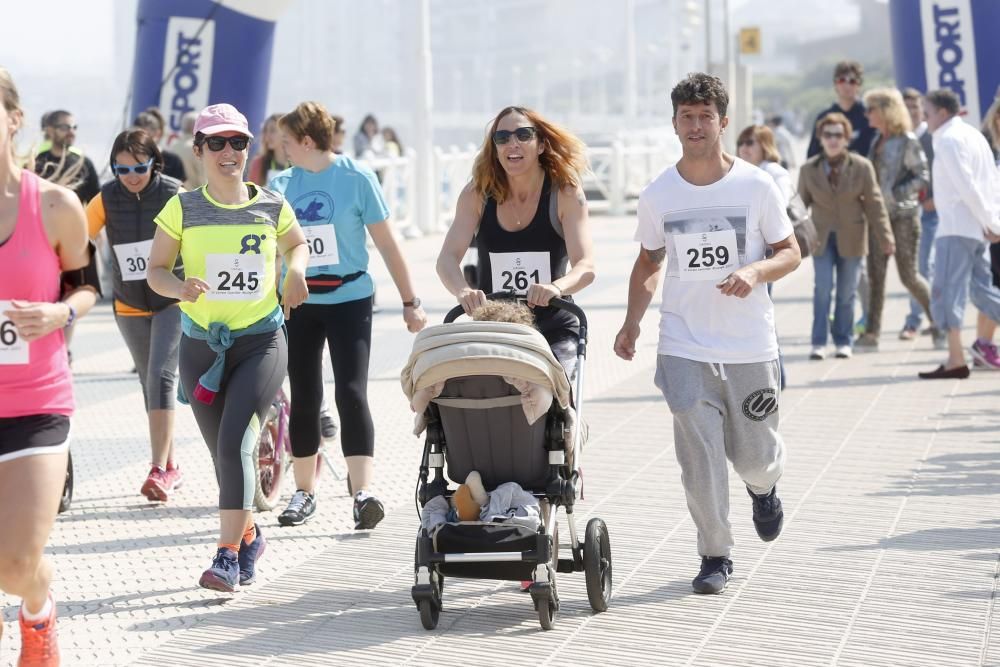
[655,355,785,558]
[115,305,181,411]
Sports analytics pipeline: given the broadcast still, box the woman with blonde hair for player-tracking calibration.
[436,106,595,380]
[858,87,933,349]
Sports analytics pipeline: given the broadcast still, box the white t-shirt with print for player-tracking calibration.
[635,157,794,363]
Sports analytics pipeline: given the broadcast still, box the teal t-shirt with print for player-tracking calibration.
[269,155,390,305]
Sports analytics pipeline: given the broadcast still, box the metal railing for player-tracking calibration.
[360,131,680,234]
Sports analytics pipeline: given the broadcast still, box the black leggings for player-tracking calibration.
[179,330,287,510]
[286,298,374,459]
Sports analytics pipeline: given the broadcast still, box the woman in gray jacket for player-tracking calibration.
[858,88,933,349]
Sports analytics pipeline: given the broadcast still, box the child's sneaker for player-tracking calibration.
[18,594,59,666]
[353,491,385,530]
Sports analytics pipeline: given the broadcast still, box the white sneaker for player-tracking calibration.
[809,347,826,360]
[834,345,852,359]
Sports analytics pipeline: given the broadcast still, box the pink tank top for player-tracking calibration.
[0,170,73,417]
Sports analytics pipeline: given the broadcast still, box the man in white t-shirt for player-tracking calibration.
[614,73,801,595]
[917,88,1000,379]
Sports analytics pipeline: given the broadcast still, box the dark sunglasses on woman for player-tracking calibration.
[113,159,154,176]
[201,135,250,152]
[493,126,538,145]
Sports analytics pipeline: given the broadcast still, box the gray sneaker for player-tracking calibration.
[278,489,317,526]
[692,557,733,594]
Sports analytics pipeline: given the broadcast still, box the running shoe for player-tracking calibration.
[899,326,917,340]
[320,409,339,440]
[970,339,1000,370]
[692,557,733,595]
[834,345,852,359]
[238,524,267,586]
[278,489,317,526]
[164,463,184,492]
[198,548,239,592]
[809,347,826,360]
[18,594,59,667]
[353,491,385,530]
[140,466,169,502]
[747,486,784,542]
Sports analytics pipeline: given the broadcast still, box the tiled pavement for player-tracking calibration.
[2,216,998,666]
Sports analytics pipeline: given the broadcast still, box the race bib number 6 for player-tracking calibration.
[206,254,265,301]
[674,229,738,282]
[304,225,339,268]
[489,251,551,295]
[0,300,28,365]
[113,240,154,281]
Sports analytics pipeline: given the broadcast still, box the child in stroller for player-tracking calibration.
[400,292,611,630]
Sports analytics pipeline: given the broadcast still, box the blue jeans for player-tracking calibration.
[905,208,938,330]
[812,233,863,347]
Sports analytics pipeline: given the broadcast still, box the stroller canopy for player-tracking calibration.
[400,321,572,410]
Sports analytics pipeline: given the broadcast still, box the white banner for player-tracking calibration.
[921,0,980,122]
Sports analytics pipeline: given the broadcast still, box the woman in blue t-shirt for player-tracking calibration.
[271,101,426,530]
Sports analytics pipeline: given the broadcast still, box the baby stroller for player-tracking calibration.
[400,292,612,630]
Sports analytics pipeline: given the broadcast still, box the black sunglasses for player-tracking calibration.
[737,139,756,147]
[821,131,846,140]
[113,159,154,176]
[493,126,538,145]
[835,76,861,85]
[201,135,250,152]
[53,123,78,132]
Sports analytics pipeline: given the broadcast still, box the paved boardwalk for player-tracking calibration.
[2,216,998,666]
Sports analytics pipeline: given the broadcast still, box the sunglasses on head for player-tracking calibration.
[835,76,861,85]
[201,135,250,152]
[737,139,756,147]
[493,126,538,145]
[113,159,154,176]
[821,130,846,140]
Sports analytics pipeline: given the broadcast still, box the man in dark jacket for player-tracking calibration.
[805,61,876,159]
[34,110,100,203]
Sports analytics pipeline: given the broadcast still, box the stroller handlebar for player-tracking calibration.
[443,291,589,333]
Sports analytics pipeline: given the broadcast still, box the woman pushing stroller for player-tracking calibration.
[436,106,595,379]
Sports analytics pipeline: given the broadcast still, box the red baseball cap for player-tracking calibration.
[194,104,253,138]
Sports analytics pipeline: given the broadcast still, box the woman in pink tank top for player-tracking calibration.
[0,68,97,665]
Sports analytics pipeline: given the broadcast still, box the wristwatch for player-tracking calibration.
[63,304,77,328]
[402,297,421,308]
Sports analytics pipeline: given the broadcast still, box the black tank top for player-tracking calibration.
[476,174,577,340]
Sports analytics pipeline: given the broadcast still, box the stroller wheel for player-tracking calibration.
[418,599,440,630]
[584,518,612,612]
[536,592,556,631]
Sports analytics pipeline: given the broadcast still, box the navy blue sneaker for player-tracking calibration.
[238,524,267,585]
[692,556,733,594]
[198,547,239,592]
[747,485,784,542]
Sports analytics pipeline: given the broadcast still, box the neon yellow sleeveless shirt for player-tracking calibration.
[155,185,295,330]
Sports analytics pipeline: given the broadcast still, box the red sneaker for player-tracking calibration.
[164,463,184,492]
[18,595,59,666]
[140,466,169,502]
